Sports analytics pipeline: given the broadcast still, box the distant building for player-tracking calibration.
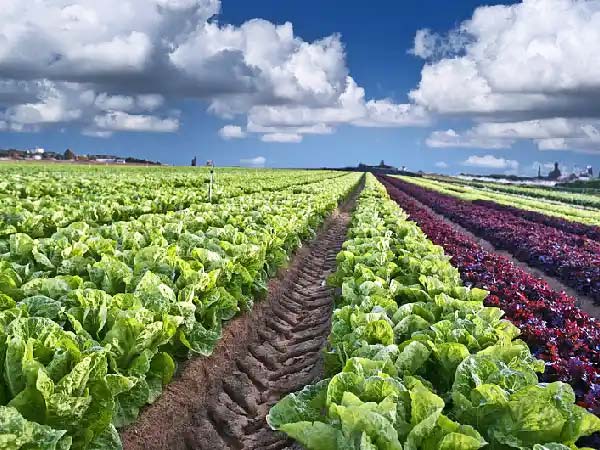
[191,156,197,167]
[548,162,562,180]
[573,165,594,180]
[357,161,400,174]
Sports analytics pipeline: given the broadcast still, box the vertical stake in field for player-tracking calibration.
[207,160,215,203]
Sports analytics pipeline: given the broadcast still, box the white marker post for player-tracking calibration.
[207,160,215,202]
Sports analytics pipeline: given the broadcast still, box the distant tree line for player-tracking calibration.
[0,148,161,165]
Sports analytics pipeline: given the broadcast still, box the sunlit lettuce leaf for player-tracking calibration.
[0,405,71,450]
[268,379,330,430]
[19,295,63,320]
[89,256,132,295]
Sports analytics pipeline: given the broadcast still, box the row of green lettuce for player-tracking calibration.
[402,176,600,227]
[0,167,348,238]
[0,165,343,199]
[429,176,600,210]
[1,173,361,296]
[0,172,362,449]
[268,173,600,450]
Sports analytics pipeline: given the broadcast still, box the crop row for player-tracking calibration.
[557,179,600,192]
[0,168,348,238]
[268,174,600,450]
[473,199,600,241]
[380,176,600,411]
[405,176,600,227]
[0,173,361,449]
[0,165,343,199]
[422,177,600,240]
[388,177,600,304]
[418,176,600,241]
[433,176,600,210]
[0,173,361,293]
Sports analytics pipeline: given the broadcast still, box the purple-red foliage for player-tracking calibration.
[473,199,600,242]
[383,177,600,304]
[379,176,600,416]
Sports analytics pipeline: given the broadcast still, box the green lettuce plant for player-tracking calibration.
[269,174,600,450]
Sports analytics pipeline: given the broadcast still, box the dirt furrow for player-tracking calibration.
[121,182,360,450]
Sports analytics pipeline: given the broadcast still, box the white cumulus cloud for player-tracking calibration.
[218,125,246,139]
[463,154,519,170]
[427,118,600,153]
[0,1,430,139]
[353,100,430,128]
[261,133,303,143]
[93,111,179,132]
[240,155,266,167]
[6,0,598,156]
[426,129,512,149]
[409,0,600,154]
[246,77,429,139]
[82,129,113,138]
[410,0,600,118]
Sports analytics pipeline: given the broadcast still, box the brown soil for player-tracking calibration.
[120,182,361,450]
[382,178,600,318]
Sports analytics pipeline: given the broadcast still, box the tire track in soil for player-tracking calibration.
[121,182,361,450]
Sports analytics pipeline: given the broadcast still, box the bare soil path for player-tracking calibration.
[121,182,361,450]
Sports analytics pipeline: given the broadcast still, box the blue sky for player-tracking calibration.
[1,0,600,175]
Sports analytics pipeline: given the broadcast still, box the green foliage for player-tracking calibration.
[404,176,600,227]
[269,174,600,450]
[0,167,362,448]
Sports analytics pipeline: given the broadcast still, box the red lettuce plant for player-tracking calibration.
[379,176,600,419]
[383,176,600,304]
[473,199,600,241]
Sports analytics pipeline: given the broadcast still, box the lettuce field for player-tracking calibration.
[1,165,599,450]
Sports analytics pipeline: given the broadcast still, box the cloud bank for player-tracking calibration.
[411,0,600,154]
[463,154,520,171]
[0,0,425,140]
[218,125,246,139]
[3,0,599,158]
[240,155,266,166]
